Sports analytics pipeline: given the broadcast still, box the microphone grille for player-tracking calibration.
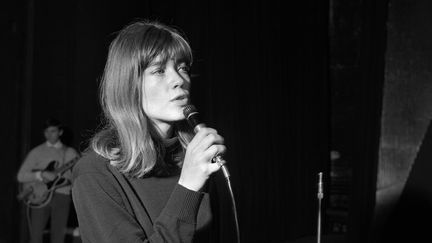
[183,104,197,118]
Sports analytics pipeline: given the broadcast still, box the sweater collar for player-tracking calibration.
[46,141,63,149]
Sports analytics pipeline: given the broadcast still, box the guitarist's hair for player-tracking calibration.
[43,118,62,130]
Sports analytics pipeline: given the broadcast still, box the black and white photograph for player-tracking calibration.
[1,0,432,243]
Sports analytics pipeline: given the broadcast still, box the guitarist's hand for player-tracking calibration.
[41,171,56,182]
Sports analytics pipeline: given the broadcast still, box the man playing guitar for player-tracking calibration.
[17,118,79,243]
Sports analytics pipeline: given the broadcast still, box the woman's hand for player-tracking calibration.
[179,127,226,191]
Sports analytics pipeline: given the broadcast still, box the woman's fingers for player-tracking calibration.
[204,144,226,162]
[207,161,223,174]
[187,128,220,148]
[197,134,224,156]
[180,127,227,191]
[188,128,224,159]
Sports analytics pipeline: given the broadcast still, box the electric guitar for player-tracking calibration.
[17,156,80,208]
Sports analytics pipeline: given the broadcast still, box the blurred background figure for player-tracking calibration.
[17,118,79,243]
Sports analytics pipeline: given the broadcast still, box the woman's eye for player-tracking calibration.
[178,65,190,74]
[152,68,165,75]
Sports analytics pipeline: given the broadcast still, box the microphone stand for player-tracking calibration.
[317,172,323,243]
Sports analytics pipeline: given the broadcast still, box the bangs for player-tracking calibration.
[139,26,193,73]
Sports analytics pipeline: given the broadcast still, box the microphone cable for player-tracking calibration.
[223,166,241,243]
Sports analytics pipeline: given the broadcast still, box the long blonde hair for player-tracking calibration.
[92,20,194,177]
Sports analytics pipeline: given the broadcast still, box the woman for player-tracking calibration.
[72,20,227,242]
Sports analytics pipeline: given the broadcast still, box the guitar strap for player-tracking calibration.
[61,146,67,166]
[57,146,70,186]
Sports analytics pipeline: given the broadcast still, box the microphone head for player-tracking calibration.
[183,104,197,119]
[183,104,204,132]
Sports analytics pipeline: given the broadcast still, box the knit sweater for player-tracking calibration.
[71,149,220,243]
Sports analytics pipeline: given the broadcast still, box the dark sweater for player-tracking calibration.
[71,150,218,243]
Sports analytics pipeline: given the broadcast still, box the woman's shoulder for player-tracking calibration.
[71,149,128,207]
[72,149,111,178]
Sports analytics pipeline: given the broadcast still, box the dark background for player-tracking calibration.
[1,0,432,243]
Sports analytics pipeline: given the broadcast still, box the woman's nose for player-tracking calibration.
[169,70,185,88]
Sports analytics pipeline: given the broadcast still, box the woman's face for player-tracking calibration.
[142,56,191,134]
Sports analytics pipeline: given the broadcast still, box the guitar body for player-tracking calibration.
[21,181,50,206]
[17,157,79,208]
[20,177,68,208]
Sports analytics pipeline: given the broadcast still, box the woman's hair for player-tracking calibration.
[92,20,194,177]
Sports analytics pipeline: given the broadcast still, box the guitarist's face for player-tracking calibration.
[44,126,63,144]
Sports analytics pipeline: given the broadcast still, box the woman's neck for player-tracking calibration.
[153,121,174,139]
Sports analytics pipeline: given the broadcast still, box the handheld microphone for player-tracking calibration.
[183,104,240,243]
[183,104,230,179]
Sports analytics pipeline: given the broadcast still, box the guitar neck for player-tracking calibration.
[53,156,80,175]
